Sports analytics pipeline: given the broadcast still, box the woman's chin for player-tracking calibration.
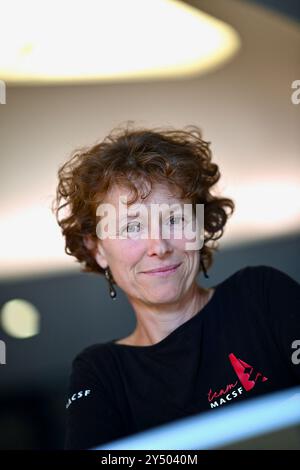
[143,288,181,304]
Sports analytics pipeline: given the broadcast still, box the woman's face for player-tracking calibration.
[93,182,201,305]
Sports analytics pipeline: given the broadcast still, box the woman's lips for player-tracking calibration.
[141,263,181,276]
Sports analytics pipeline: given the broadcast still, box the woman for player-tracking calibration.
[53,123,300,450]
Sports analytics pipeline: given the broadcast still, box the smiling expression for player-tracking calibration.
[94,182,201,305]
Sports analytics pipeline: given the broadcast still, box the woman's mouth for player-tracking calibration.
[141,263,181,277]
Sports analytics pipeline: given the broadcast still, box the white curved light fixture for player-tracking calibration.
[0,0,241,85]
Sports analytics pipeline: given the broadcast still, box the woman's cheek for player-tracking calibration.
[115,238,145,259]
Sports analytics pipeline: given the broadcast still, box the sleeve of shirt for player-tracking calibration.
[260,265,300,383]
[64,349,125,450]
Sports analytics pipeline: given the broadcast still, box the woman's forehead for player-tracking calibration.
[105,182,186,206]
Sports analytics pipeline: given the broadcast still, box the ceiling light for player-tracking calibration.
[0,0,240,85]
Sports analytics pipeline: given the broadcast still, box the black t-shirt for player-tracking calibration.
[64,265,300,449]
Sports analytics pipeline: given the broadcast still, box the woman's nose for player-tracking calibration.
[146,235,173,257]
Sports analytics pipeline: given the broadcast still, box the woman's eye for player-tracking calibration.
[169,215,185,225]
[126,221,141,233]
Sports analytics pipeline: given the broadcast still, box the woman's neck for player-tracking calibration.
[121,284,214,347]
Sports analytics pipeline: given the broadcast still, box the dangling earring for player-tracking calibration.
[200,258,209,279]
[104,267,117,300]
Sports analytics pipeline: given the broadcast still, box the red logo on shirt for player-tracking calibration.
[228,352,268,391]
[208,380,239,402]
[207,353,268,408]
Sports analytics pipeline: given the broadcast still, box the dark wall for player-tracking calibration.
[245,0,300,22]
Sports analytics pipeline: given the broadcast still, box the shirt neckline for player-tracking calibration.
[107,280,223,353]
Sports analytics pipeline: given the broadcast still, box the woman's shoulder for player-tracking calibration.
[67,342,120,396]
[217,264,299,308]
[232,263,275,278]
[214,264,267,293]
[71,341,115,370]
[232,264,299,288]
[224,264,294,286]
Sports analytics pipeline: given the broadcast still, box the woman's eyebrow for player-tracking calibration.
[119,205,186,220]
[118,213,143,222]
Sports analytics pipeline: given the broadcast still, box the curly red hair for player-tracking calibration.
[52,122,235,280]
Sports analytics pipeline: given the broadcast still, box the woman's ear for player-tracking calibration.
[83,235,108,269]
[94,242,108,270]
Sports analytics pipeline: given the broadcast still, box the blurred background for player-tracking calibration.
[0,0,299,449]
